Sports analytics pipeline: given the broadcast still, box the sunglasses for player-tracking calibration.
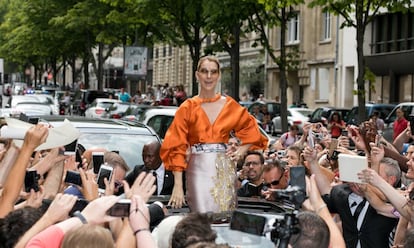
[263,172,284,188]
[263,180,281,188]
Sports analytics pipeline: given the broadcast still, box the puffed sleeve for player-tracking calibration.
[160,103,191,172]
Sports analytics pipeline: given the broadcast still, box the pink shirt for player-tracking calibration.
[26,225,64,248]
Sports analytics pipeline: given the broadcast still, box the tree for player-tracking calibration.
[309,0,411,123]
[248,0,304,133]
[135,0,209,96]
[204,0,260,101]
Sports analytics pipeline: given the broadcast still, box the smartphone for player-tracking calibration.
[24,170,40,192]
[64,170,82,186]
[328,139,338,158]
[97,165,113,193]
[230,210,267,236]
[307,132,315,148]
[69,199,89,216]
[64,139,78,156]
[107,199,131,217]
[409,114,414,136]
[92,152,105,174]
[75,149,83,167]
[289,166,306,191]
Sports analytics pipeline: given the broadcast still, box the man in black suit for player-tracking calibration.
[304,148,399,248]
[125,141,174,195]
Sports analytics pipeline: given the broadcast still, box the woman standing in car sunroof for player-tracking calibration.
[160,56,267,213]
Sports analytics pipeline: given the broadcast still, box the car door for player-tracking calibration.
[146,115,174,139]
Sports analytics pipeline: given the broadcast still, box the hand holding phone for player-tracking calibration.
[97,165,113,193]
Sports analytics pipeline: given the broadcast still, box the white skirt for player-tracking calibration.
[187,144,237,213]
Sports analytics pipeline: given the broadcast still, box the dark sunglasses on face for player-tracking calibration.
[263,180,281,188]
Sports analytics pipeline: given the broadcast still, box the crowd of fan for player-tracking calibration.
[2,107,414,247]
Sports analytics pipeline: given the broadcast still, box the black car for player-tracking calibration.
[248,101,281,118]
[36,115,161,169]
[346,103,396,126]
[73,90,112,116]
[308,107,351,126]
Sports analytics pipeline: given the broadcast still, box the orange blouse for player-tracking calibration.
[160,95,268,171]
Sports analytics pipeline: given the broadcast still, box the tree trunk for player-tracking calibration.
[83,56,90,89]
[231,23,240,101]
[280,7,289,133]
[97,42,104,90]
[71,56,76,88]
[356,1,367,124]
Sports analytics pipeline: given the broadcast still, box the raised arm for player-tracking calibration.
[302,146,332,195]
[358,168,413,221]
[0,125,48,218]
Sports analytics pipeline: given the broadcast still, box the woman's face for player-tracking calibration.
[196,60,220,92]
[286,149,300,166]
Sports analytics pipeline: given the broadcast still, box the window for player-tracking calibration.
[318,68,329,100]
[322,11,331,41]
[287,14,300,44]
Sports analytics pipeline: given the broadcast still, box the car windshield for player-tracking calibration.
[77,132,157,168]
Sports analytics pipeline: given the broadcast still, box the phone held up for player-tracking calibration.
[107,199,131,217]
[97,165,113,193]
[64,139,78,156]
[92,152,105,174]
[24,170,40,193]
[64,170,82,186]
[289,166,306,191]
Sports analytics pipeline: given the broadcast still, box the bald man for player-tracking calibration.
[125,141,174,195]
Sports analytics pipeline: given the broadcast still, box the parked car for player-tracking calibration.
[84,98,120,118]
[383,102,414,141]
[139,106,274,147]
[14,102,54,116]
[33,115,161,169]
[308,107,351,126]
[108,102,138,119]
[6,95,57,115]
[272,108,314,135]
[248,101,281,118]
[73,89,112,116]
[346,103,396,126]
[11,82,27,95]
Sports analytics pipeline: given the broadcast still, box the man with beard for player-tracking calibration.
[237,151,264,197]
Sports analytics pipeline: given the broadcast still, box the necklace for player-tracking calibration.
[199,94,221,103]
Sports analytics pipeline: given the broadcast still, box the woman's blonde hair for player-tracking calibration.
[197,56,221,71]
[61,224,114,248]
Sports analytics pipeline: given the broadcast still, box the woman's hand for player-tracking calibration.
[168,184,185,208]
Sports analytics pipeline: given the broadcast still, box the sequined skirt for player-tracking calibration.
[187,145,237,213]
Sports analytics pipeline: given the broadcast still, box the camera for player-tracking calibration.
[277,150,286,157]
[313,132,323,140]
